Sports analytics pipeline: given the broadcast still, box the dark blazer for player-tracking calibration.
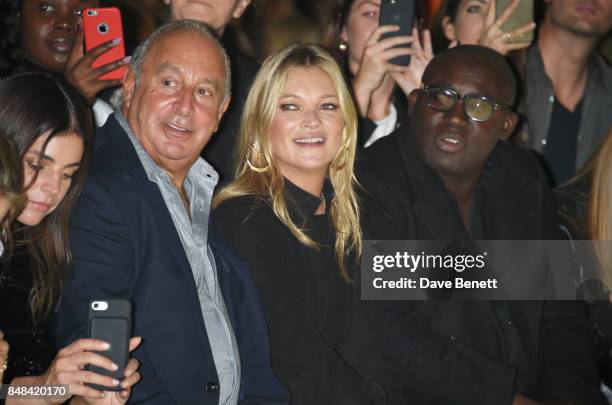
[55,115,288,405]
[357,133,601,404]
[212,182,391,405]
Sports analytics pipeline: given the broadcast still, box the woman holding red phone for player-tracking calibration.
[0,73,140,405]
[2,0,129,117]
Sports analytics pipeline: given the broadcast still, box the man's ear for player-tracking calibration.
[441,16,456,42]
[500,111,519,141]
[408,89,419,117]
[122,66,137,114]
[233,0,252,19]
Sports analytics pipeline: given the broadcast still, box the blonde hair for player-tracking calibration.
[213,43,361,281]
[588,130,612,287]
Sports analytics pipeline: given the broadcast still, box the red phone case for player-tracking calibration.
[82,7,126,81]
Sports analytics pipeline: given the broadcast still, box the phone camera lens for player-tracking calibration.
[87,10,97,16]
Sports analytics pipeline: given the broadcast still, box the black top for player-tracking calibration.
[543,98,582,186]
[0,244,56,384]
[212,180,389,404]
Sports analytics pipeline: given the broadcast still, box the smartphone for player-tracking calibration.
[86,299,132,391]
[379,0,416,66]
[82,7,126,81]
[496,0,534,44]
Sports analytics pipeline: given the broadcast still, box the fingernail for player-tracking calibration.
[112,38,122,45]
[101,342,111,350]
[122,56,132,64]
[112,379,120,386]
[100,391,106,398]
[112,363,119,371]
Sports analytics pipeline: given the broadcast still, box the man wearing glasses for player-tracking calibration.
[358,46,600,404]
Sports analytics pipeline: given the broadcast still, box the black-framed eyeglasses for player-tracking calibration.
[420,84,511,122]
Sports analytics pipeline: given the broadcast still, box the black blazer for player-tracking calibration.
[212,181,391,404]
[357,133,601,404]
[55,115,288,404]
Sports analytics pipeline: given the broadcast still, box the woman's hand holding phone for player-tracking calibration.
[478,0,536,55]
[63,19,130,106]
[352,25,414,117]
[71,337,141,405]
[7,337,141,405]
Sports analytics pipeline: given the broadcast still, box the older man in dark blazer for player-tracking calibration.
[358,46,601,404]
[55,20,287,404]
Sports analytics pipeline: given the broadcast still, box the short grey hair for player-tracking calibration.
[130,19,232,102]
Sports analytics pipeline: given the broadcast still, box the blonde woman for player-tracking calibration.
[556,130,612,359]
[557,130,612,282]
[587,130,612,286]
[213,44,388,404]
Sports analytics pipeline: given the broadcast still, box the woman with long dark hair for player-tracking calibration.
[0,72,140,404]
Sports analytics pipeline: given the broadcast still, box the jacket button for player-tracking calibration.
[205,382,219,393]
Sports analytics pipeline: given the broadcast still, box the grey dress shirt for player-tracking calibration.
[116,111,241,404]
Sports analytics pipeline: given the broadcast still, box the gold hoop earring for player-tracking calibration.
[246,141,271,173]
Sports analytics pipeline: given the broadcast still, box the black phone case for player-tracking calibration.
[379,0,416,66]
[86,299,132,392]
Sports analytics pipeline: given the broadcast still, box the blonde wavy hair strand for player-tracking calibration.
[588,130,612,288]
